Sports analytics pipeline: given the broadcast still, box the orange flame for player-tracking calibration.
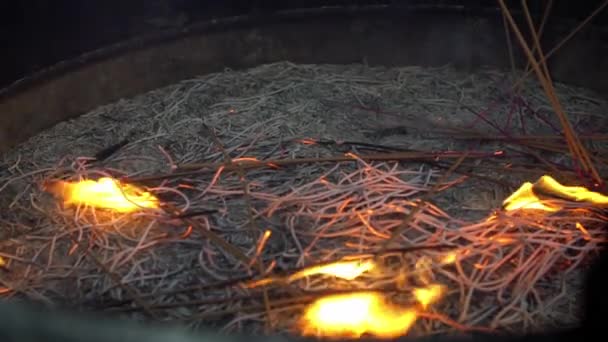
[300,283,446,339]
[440,252,457,265]
[502,182,558,212]
[503,175,608,212]
[242,259,375,289]
[413,284,445,309]
[288,259,375,282]
[535,175,608,205]
[47,177,159,213]
[299,292,418,339]
[575,222,591,241]
[0,256,5,267]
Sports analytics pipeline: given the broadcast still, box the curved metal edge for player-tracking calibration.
[0,299,580,342]
[0,4,466,99]
[2,2,604,100]
[1,4,607,154]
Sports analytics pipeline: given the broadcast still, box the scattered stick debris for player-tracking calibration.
[1,60,607,338]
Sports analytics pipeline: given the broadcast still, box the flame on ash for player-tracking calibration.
[503,175,608,212]
[46,177,159,213]
[502,182,559,212]
[299,292,418,339]
[413,284,445,309]
[535,175,608,205]
[288,259,376,282]
[300,283,446,339]
[243,259,375,289]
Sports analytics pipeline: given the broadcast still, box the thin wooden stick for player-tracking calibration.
[199,120,274,331]
[379,153,469,252]
[522,0,554,77]
[511,0,608,90]
[125,151,499,183]
[162,202,250,265]
[521,0,602,184]
[499,0,602,186]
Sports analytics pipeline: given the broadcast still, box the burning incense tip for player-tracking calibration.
[46,177,159,213]
[299,292,418,339]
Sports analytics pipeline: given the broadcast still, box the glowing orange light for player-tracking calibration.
[502,182,558,212]
[535,175,608,205]
[0,256,6,267]
[177,183,195,189]
[440,252,457,265]
[181,225,193,239]
[299,138,318,145]
[575,222,591,241]
[345,152,360,159]
[243,259,375,289]
[232,157,260,163]
[242,277,278,289]
[503,175,608,212]
[248,230,272,267]
[299,292,418,339]
[288,259,375,282]
[413,284,445,309]
[68,244,79,256]
[46,178,159,213]
[490,236,515,244]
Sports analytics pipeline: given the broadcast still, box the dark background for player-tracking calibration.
[0,0,606,90]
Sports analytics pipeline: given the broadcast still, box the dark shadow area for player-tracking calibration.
[1,0,608,89]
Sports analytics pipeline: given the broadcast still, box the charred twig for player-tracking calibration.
[107,287,415,314]
[162,202,250,265]
[169,209,217,219]
[96,243,455,309]
[125,151,503,183]
[295,138,412,153]
[199,120,274,330]
[91,139,130,163]
[380,153,469,252]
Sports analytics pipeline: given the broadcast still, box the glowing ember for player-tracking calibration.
[503,175,608,212]
[440,252,457,265]
[300,292,418,339]
[575,222,592,241]
[0,256,5,267]
[47,177,159,213]
[288,259,375,282]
